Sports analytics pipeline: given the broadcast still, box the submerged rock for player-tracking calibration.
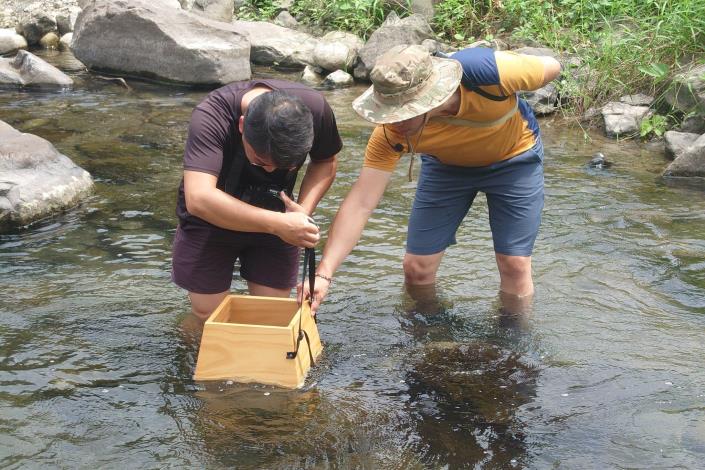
[587,152,612,169]
[0,120,94,231]
[71,0,250,85]
[0,50,73,87]
[300,64,322,85]
[39,31,60,49]
[321,69,353,88]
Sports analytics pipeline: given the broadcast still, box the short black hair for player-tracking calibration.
[243,91,314,168]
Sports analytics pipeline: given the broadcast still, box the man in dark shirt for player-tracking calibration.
[172,79,342,320]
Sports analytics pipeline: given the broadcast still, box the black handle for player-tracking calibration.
[287,248,317,361]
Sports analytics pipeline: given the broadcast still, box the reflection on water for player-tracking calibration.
[1,50,705,468]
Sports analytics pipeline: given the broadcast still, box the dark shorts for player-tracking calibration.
[171,222,300,294]
[407,139,544,257]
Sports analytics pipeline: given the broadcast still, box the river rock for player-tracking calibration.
[0,28,27,54]
[0,120,93,231]
[321,69,353,88]
[15,10,57,45]
[188,0,233,22]
[72,0,250,85]
[313,31,363,73]
[59,32,72,51]
[39,31,59,48]
[664,131,700,160]
[665,63,705,114]
[520,82,558,115]
[512,46,559,58]
[0,50,73,86]
[56,7,83,35]
[679,114,705,134]
[273,0,294,11]
[620,94,654,107]
[601,101,651,138]
[663,133,705,177]
[274,11,297,29]
[409,0,434,20]
[300,64,322,85]
[232,20,317,68]
[354,12,434,80]
[511,48,561,115]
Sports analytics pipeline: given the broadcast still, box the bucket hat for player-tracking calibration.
[352,44,462,124]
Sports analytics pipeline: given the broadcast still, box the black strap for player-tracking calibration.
[286,248,317,362]
[466,83,510,102]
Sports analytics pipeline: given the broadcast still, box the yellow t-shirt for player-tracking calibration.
[363,51,546,172]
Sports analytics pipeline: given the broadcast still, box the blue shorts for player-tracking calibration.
[407,139,544,257]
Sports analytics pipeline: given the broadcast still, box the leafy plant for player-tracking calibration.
[640,114,669,138]
[638,63,669,83]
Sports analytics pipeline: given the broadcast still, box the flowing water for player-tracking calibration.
[1,50,704,469]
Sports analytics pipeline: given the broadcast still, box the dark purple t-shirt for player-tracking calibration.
[176,79,342,227]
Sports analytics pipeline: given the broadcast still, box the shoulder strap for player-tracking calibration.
[466,84,510,102]
[217,144,246,195]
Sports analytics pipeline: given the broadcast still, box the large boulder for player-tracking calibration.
[664,130,700,160]
[0,50,73,86]
[56,7,83,35]
[313,31,364,73]
[0,120,93,231]
[665,63,705,114]
[663,133,705,177]
[0,28,27,55]
[232,20,317,68]
[601,101,651,138]
[71,0,251,85]
[354,12,434,80]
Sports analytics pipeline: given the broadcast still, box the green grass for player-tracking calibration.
[236,0,705,121]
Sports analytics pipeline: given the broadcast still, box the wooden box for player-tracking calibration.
[193,294,322,389]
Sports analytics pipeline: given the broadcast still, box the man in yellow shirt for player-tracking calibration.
[309,44,561,314]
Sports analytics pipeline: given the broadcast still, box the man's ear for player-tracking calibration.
[238,115,244,134]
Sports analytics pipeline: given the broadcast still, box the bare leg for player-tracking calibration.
[495,253,534,316]
[246,280,291,298]
[403,251,445,285]
[403,251,447,319]
[188,291,229,322]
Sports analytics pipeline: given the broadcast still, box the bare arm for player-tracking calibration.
[539,56,562,86]
[306,167,392,313]
[183,170,319,247]
[297,156,338,215]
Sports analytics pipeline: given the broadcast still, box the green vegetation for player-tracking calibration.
[237,0,705,125]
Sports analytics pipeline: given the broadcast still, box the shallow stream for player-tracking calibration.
[1,50,704,468]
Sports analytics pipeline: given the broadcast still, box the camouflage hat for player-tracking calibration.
[352,44,462,124]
